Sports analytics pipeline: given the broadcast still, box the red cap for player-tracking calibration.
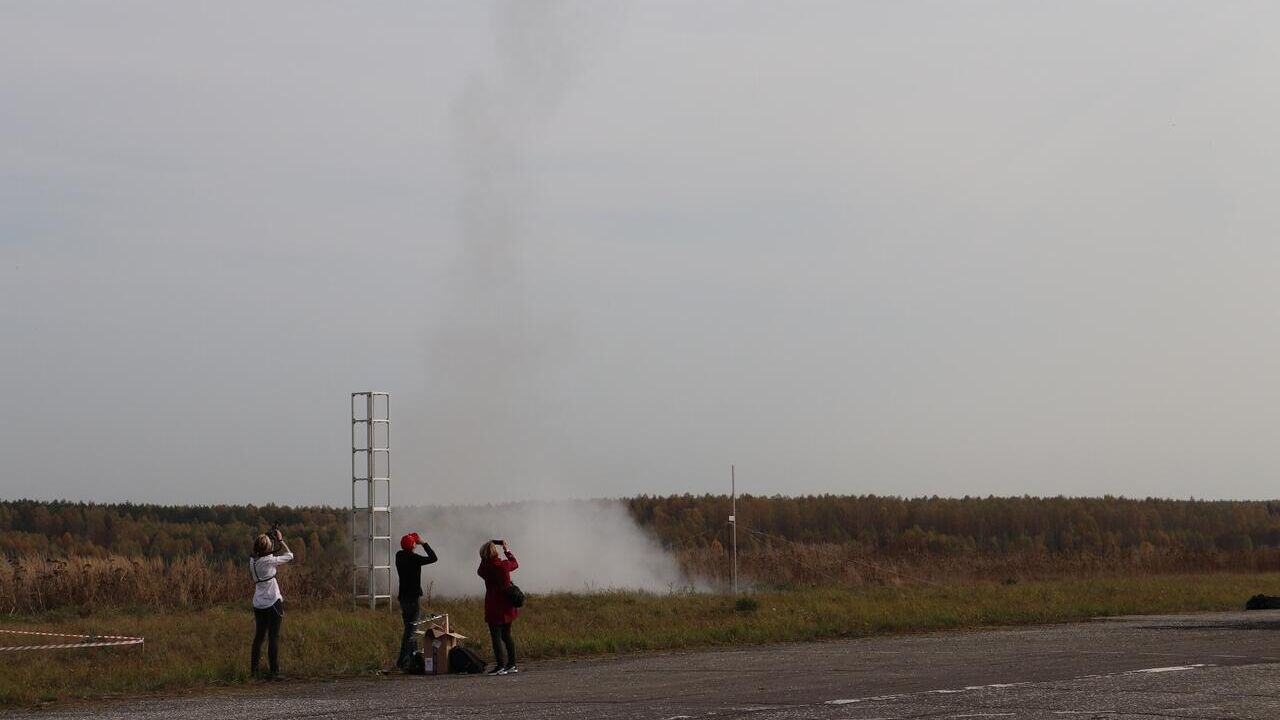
[400,533,419,551]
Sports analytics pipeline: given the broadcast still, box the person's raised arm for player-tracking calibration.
[500,541,518,571]
[271,529,293,562]
[417,539,438,565]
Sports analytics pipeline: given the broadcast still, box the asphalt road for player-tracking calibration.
[12,611,1280,719]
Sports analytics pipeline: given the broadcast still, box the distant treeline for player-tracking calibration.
[0,500,347,565]
[5,495,1280,568]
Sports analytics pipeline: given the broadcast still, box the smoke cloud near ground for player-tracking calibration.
[392,499,691,598]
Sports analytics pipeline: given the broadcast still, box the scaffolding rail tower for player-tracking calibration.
[352,392,392,609]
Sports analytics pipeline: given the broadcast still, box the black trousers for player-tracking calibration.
[398,598,420,668]
[251,600,284,676]
[488,622,516,668]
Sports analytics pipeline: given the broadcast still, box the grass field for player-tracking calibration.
[0,572,1273,707]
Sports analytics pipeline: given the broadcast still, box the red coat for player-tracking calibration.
[478,552,519,625]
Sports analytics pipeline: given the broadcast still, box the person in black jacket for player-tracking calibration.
[395,532,438,670]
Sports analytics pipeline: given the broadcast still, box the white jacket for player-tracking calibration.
[249,552,293,609]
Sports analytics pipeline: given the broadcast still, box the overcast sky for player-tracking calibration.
[3,1,1280,506]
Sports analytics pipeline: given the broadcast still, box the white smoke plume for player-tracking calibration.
[420,3,627,500]
[392,500,691,597]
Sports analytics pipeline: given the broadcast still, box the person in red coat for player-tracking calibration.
[477,539,519,675]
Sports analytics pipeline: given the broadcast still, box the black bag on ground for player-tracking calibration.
[449,646,486,674]
[408,651,428,675]
[1245,594,1280,610]
[505,583,526,608]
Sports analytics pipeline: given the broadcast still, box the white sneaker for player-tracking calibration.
[505,665,519,674]
[487,666,507,676]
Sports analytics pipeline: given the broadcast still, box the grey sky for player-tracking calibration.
[3,2,1280,506]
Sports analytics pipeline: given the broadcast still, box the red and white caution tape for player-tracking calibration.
[0,629,145,651]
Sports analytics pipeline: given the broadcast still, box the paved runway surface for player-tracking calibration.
[13,611,1280,719]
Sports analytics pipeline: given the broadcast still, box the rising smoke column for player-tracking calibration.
[424,3,625,498]
[410,4,683,595]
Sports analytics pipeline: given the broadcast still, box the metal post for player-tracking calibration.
[732,466,742,594]
[366,394,375,608]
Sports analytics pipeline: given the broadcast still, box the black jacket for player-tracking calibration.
[395,544,438,600]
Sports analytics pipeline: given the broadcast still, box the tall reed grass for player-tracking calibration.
[0,554,345,614]
[680,542,1280,590]
[5,541,1277,614]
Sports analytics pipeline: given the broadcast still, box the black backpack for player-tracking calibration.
[1245,594,1280,610]
[449,646,486,674]
[505,583,526,608]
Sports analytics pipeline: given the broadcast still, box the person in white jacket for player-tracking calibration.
[249,528,293,679]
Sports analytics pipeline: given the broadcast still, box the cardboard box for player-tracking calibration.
[415,614,467,675]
